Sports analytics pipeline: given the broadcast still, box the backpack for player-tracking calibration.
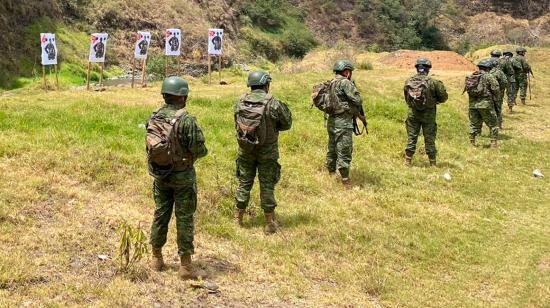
[464,71,485,97]
[405,76,430,110]
[145,108,188,179]
[311,80,341,114]
[235,94,273,151]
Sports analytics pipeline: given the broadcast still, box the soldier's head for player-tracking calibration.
[516,47,527,56]
[247,71,272,92]
[503,50,514,57]
[477,59,493,72]
[415,58,432,74]
[490,49,502,58]
[161,76,189,106]
[333,60,354,79]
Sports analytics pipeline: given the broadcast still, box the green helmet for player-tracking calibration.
[516,47,527,53]
[503,50,514,56]
[161,76,189,96]
[415,58,432,68]
[333,60,354,72]
[477,58,493,68]
[490,49,502,57]
[247,71,272,87]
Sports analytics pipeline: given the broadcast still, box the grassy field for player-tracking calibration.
[0,48,549,307]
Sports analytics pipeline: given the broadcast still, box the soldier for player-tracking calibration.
[403,58,448,167]
[465,59,500,148]
[147,77,208,280]
[234,71,292,234]
[489,53,508,129]
[511,47,533,106]
[499,50,516,113]
[325,60,365,184]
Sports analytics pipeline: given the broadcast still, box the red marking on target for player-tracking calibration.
[209,31,214,37]
[166,31,171,38]
[41,35,47,44]
[136,33,143,40]
[91,35,98,44]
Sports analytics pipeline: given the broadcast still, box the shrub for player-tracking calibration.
[357,61,373,70]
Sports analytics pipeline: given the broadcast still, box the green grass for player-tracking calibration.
[0,48,549,306]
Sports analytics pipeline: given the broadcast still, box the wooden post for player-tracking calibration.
[141,58,147,87]
[54,64,59,90]
[131,57,136,88]
[86,62,91,90]
[218,55,222,84]
[208,55,212,85]
[42,65,47,90]
[99,63,104,87]
[165,57,168,77]
[177,56,181,76]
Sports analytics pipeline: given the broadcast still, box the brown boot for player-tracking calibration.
[521,99,526,105]
[429,159,437,167]
[179,255,206,280]
[404,155,412,166]
[470,136,476,147]
[151,247,164,271]
[235,208,245,226]
[490,139,498,148]
[341,177,352,186]
[508,106,513,113]
[264,212,280,235]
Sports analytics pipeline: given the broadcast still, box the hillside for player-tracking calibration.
[1,47,549,306]
[2,0,550,89]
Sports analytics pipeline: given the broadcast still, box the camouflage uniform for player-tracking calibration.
[150,104,208,256]
[468,71,500,141]
[497,55,516,108]
[512,55,531,102]
[403,73,448,160]
[489,64,508,127]
[235,89,292,214]
[326,75,363,179]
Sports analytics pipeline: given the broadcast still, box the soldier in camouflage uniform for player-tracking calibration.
[511,47,533,106]
[467,59,500,148]
[234,71,292,234]
[149,77,208,280]
[489,51,508,128]
[500,50,517,113]
[325,60,365,184]
[403,58,448,167]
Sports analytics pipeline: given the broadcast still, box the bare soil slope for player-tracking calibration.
[379,50,478,71]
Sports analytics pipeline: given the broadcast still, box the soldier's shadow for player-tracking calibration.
[162,255,241,279]
[349,169,383,188]
[243,211,318,230]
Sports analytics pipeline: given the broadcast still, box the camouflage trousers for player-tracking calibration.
[326,124,353,179]
[469,108,498,140]
[405,107,438,160]
[150,169,197,256]
[494,92,505,127]
[512,77,528,102]
[235,154,281,213]
[506,81,516,107]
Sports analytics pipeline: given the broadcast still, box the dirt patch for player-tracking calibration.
[379,50,477,71]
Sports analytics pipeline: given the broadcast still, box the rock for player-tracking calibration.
[533,169,545,178]
[137,123,146,129]
[443,172,452,181]
[189,281,220,293]
[97,254,110,261]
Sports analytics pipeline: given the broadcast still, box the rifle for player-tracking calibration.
[353,105,368,136]
[528,73,532,101]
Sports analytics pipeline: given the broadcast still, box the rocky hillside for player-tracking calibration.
[1,0,550,88]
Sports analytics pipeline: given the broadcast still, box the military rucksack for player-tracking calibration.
[464,71,486,97]
[235,94,273,151]
[146,108,188,179]
[311,80,342,114]
[405,76,430,110]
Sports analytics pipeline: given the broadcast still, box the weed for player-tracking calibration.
[116,221,149,272]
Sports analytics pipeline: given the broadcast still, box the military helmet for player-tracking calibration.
[415,58,432,68]
[503,50,514,56]
[247,71,272,87]
[161,76,189,96]
[490,49,502,57]
[516,47,527,53]
[333,60,354,72]
[477,58,493,68]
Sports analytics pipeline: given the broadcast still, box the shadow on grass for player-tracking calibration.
[241,210,318,230]
[349,169,383,188]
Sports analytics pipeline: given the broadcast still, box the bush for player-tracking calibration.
[357,61,373,70]
[240,0,286,31]
[281,27,317,58]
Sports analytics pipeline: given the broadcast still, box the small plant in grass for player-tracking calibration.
[357,61,373,70]
[117,221,149,272]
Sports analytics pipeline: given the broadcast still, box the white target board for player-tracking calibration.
[89,33,108,63]
[208,29,224,55]
[41,33,58,65]
[165,29,182,56]
[134,31,151,60]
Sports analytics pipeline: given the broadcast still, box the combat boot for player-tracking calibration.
[404,150,414,167]
[151,247,164,271]
[179,255,207,280]
[490,139,498,148]
[264,212,280,235]
[429,159,437,167]
[469,136,476,147]
[235,208,245,226]
[508,106,513,113]
[521,99,526,105]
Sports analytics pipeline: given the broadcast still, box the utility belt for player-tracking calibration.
[173,155,194,171]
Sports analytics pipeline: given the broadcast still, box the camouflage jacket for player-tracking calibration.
[512,55,531,77]
[234,90,292,159]
[469,71,499,109]
[496,56,515,82]
[490,67,508,92]
[327,75,364,129]
[403,73,448,109]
